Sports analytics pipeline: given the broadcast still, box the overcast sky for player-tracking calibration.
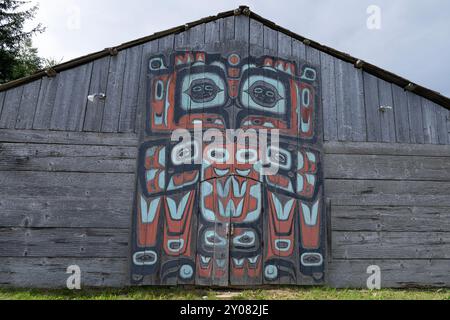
[27,0,450,97]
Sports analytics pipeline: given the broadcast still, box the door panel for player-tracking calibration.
[130,47,325,286]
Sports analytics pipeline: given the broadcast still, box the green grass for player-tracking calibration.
[0,287,449,300]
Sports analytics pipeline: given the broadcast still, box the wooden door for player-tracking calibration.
[130,46,325,287]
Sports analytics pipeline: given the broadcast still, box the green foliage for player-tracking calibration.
[0,0,44,83]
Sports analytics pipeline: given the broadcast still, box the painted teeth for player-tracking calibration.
[236,169,251,177]
[214,119,224,125]
[263,122,275,128]
[200,256,211,264]
[248,256,259,264]
[233,258,245,267]
[214,168,229,177]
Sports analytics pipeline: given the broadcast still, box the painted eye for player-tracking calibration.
[236,149,258,164]
[207,147,229,163]
[267,147,292,170]
[186,78,222,103]
[171,141,199,165]
[247,81,282,108]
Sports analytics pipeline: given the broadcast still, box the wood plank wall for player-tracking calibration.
[0,16,449,288]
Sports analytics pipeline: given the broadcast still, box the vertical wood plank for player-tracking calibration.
[0,86,23,129]
[407,92,424,144]
[320,52,338,141]
[437,106,449,145]
[83,57,111,132]
[67,63,93,131]
[205,20,220,44]
[33,76,58,130]
[363,72,381,142]
[278,32,292,59]
[102,51,127,133]
[422,98,439,144]
[119,46,144,133]
[219,16,235,42]
[50,63,93,131]
[15,80,41,130]
[249,19,264,56]
[292,39,306,61]
[378,79,396,142]
[188,24,206,49]
[392,84,411,143]
[306,46,321,67]
[263,25,278,56]
[234,15,249,43]
[135,40,159,135]
[336,61,366,142]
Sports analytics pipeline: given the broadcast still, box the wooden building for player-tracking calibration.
[0,7,449,288]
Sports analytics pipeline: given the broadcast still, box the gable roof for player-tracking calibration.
[1,6,449,109]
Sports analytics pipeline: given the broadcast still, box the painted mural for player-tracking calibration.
[131,49,325,286]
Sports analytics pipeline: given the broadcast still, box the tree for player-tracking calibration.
[0,0,44,83]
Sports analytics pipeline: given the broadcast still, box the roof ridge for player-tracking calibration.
[1,6,449,109]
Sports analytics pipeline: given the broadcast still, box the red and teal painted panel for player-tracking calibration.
[131,48,325,286]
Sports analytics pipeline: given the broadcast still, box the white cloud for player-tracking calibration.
[27,0,450,96]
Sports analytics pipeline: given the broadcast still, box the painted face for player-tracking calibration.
[146,52,316,138]
[131,50,324,286]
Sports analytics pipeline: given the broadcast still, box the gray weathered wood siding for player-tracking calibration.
[324,142,450,287]
[0,16,449,288]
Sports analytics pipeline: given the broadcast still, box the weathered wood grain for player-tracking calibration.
[219,16,235,42]
[325,179,450,206]
[332,206,450,232]
[328,259,450,288]
[363,72,381,142]
[83,57,110,132]
[249,19,264,51]
[0,171,135,199]
[50,63,93,131]
[0,86,24,129]
[0,257,128,288]
[392,84,411,143]
[422,97,439,144]
[263,25,278,56]
[188,23,206,49]
[407,92,425,144]
[0,129,138,146]
[136,40,159,135]
[32,76,58,130]
[332,231,450,259]
[324,141,450,157]
[0,142,137,173]
[336,60,366,142]
[431,100,449,145]
[118,46,144,133]
[378,79,396,143]
[205,20,220,44]
[321,52,338,141]
[234,16,249,43]
[0,227,129,258]
[102,52,127,133]
[0,196,132,229]
[15,80,41,130]
[277,32,291,59]
[324,153,450,181]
